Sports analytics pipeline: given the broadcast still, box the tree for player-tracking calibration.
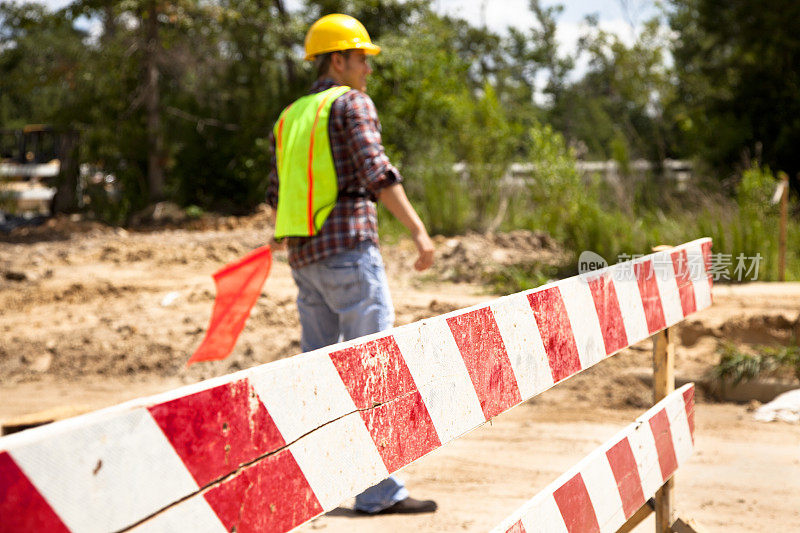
[71,0,206,204]
[0,0,593,227]
[0,3,86,128]
[546,16,674,162]
[0,2,89,212]
[668,0,800,181]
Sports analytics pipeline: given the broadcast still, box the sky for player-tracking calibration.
[36,0,659,42]
[434,0,658,42]
[28,0,661,108]
[33,0,660,79]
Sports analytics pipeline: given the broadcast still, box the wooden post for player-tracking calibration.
[653,326,675,532]
[653,327,675,402]
[778,172,789,282]
[616,499,655,533]
[651,244,676,533]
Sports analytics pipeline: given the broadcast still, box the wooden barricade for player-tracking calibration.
[0,238,713,533]
[491,384,696,533]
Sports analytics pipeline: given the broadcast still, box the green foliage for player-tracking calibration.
[668,0,800,178]
[734,164,779,276]
[505,122,649,265]
[488,262,562,294]
[368,13,534,235]
[0,2,86,127]
[366,14,471,234]
[737,164,777,208]
[546,17,674,161]
[714,342,800,385]
[610,132,630,175]
[185,204,204,219]
[0,187,16,213]
[693,163,800,281]
[761,346,800,382]
[0,0,798,282]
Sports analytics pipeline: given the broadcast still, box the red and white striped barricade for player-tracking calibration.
[492,384,696,533]
[0,238,712,533]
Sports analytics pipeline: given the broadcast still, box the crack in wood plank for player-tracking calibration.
[116,388,421,532]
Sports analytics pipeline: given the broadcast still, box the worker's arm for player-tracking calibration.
[378,183,434,271]
[340,93,433,270]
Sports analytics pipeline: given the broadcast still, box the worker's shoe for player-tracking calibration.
[358,497,438,515]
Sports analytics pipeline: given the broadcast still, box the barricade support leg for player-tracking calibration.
[616,498,655,533]
[671,516,708,533]
[653,326,675,532]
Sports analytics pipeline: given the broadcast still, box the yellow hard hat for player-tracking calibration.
[304,14,381,61]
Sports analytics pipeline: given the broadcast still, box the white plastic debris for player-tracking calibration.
[754,388,800,423]
[160,291,181,307]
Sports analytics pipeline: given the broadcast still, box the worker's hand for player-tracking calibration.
[413,231,435,271]
[376,183,434,271]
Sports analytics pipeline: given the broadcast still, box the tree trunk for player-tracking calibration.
[273,0,297,88]
[144,1,164,202]
[50,130,81,214]
[102,5,117,41]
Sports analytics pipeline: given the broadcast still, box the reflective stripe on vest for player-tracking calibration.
[273,85,351,238]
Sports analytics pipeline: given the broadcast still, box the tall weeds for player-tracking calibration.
[695,164,799,281]
[392,121,799,283]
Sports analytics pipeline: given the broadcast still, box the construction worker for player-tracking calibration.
[266,14,437,515]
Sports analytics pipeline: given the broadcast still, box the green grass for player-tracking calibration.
[420,163,798,284]
[487,262,565,294]
[381,121,798,286]
[714,342,800,384]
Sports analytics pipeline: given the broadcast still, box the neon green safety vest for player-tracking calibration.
[273,85,351,238]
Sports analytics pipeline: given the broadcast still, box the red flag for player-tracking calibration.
[187,245,272,366]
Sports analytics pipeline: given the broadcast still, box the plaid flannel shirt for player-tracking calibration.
[267,79,402,269]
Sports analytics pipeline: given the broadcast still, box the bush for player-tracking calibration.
[714,342,800,384]
[695,163,799,281]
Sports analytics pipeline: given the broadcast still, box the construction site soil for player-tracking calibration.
[1,211,798,531]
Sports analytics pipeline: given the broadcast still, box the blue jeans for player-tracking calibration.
[291,241,409,513]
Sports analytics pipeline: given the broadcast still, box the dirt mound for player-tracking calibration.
[128,203,271,233]
[416,230,566,284]
[1,214,114,243]
[0,204,272,244]
[0,227,565,385]
[1,222,798,533]
[0,216,280,385]
[681,311,800,347]
[2,213,799,402]
[0,279,298,384]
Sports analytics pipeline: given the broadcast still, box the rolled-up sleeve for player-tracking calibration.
[343,92,402,198]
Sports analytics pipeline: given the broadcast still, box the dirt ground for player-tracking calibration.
[1,212,799,531]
